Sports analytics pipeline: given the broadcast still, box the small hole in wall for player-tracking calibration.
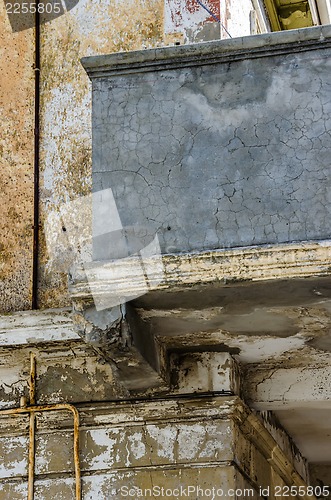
[62,226,67,232]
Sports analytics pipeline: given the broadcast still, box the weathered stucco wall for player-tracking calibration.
[38,0,165,310]
[85,26,331,256]
[0,310,117,408]
[0,2,35,312]
[219,0,255,37]
[0,310,311,498]
[1,0,165,312]
[2,5,328,498]
[38,0,262,311]
[164,0,256,44]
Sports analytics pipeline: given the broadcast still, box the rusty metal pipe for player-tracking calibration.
[28,412,36,500]
[0,404,81,500]
[32,2,41,310]
[28,353,36,500]
[1,357,81,499]
[29,353,36,405]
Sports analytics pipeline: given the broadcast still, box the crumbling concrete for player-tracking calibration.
[0,325,310,499]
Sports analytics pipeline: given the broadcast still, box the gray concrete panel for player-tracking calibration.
[86,28,331,253]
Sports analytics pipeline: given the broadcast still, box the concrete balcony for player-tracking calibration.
[83,25,331,254]
[77,26,331,475]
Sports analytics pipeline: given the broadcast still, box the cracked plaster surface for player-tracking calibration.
[92,49,331,253]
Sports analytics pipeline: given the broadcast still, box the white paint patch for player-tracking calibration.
[0,436,27,478]
[147,425,177,460]
[71,0,112,43]
[221,0,253,38]
[88,429,119,469]
[179,89,250,132]
[127,431,146,460]
[233,335,307,363]
[82,471,129,500]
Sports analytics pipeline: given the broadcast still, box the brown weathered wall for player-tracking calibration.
[38,0,165,309]
[0,3,35,312]
[1,1,165,313]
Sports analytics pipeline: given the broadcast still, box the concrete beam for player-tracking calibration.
[244,365,331,409]
[0,396,311,497]
[71,302,168,396]
[169,352,240,395]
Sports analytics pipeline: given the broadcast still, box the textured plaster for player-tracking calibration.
[220,0,255,38]
[245,365,331,407]
[274,407,331,463]
[1,0,166,312]
[0,342,117,409]
[164,0,222,43]
[169,351,240,394]
[309,464,331,495]
[244,364,331,463]
[38,0,165,309]
[0,307,310,491]
[0,2,35,312]
[164,0,255,43]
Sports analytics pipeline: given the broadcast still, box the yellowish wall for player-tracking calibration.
[1,1,165,312]
[0,3,35,312]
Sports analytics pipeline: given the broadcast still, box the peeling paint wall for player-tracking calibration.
[220,0,256,37]
[0,307,314,496]
[0,2,35,312]
[1,0,269,313]
[309,464,331,497]
[165,0,256,43]
[0,389,306,499]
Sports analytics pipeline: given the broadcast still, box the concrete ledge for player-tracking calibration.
[69,240,331,302]
[0,309,80,346]
[82,25,331,78]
